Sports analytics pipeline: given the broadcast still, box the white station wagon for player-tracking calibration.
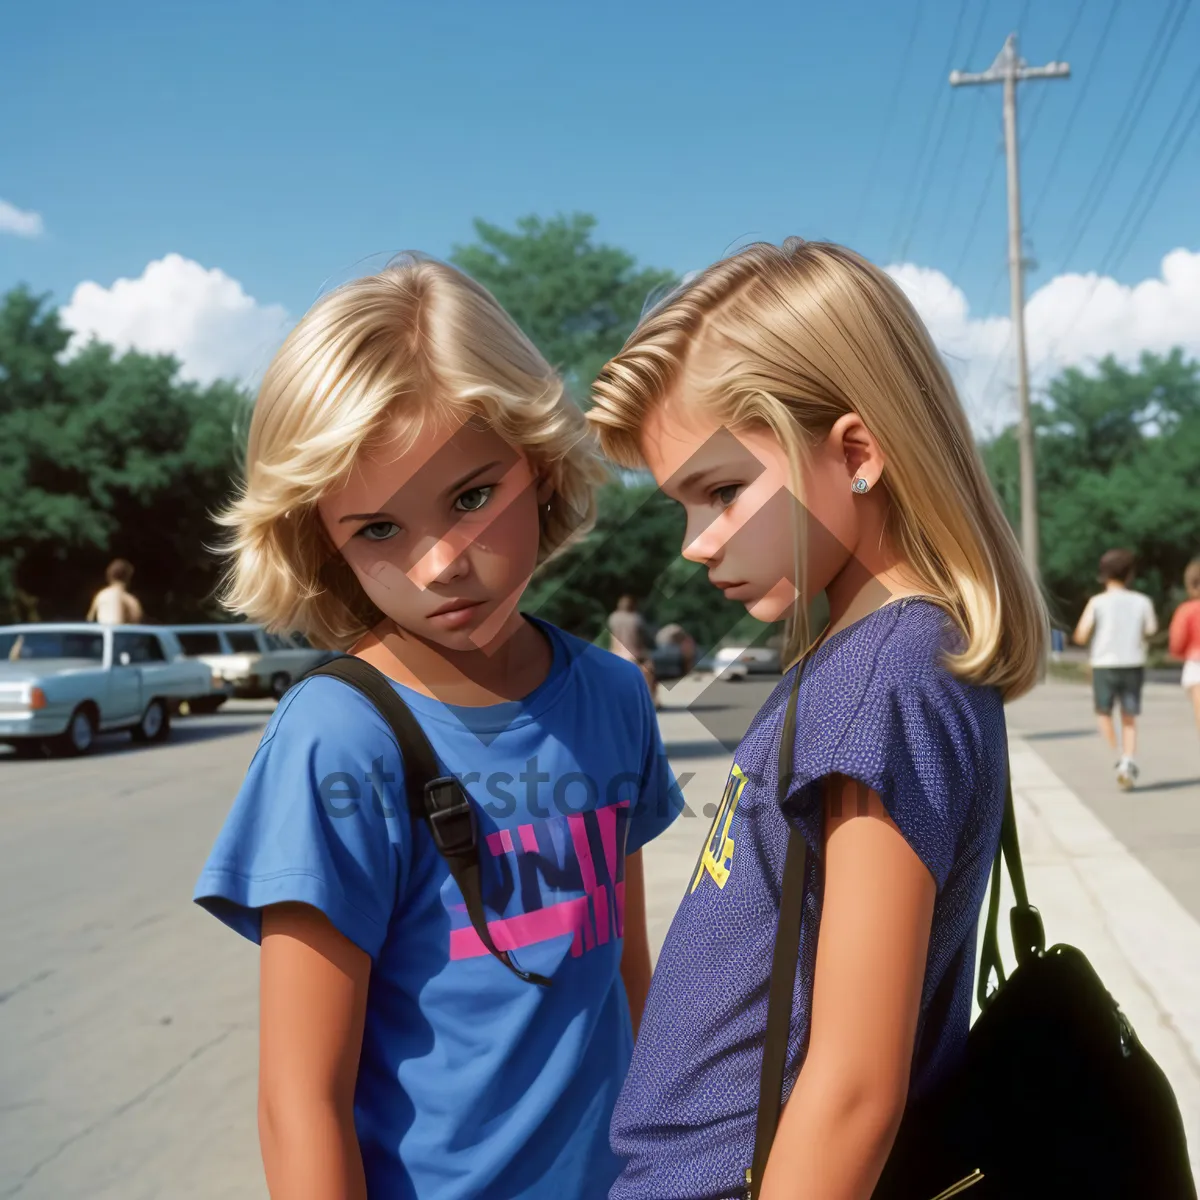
[171,624,337,702]
[0,624,218,757]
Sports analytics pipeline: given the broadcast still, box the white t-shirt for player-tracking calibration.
[1078,588,1158,667]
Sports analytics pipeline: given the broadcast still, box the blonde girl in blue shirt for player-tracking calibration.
[194,255,680,1199]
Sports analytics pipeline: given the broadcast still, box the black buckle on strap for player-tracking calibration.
[425,777,476,856]
[1010,904,1046,966]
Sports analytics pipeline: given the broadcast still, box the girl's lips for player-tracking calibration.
[717,582,756,599]
[427,601,486,629]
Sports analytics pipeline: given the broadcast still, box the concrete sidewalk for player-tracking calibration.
[643,676,1200,1181]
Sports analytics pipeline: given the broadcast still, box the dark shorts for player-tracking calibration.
[1093,667,1144,716]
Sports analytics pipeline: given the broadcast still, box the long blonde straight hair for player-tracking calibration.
[587,239,1047,701]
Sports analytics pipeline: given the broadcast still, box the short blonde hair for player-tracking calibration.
[588,239,1048,701]
[219,255,608,649]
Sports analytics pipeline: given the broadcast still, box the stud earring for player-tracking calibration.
[852,477,870,495]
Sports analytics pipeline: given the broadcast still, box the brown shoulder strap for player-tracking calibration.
[748,665,806,1198]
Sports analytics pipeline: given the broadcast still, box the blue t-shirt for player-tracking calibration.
[610,598,1007,1200]
[194,617,681,1199]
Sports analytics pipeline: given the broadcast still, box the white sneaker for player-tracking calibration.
[1116,757,1138,791]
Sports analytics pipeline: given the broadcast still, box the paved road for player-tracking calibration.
[1006,677,1200,924]
[1,672,1197,1198]
[0,705,277,1200]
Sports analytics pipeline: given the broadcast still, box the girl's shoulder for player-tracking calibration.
[819,597,985,694]
[255,672,397,758]
[536,618,651,696]
[790,598,1004,755]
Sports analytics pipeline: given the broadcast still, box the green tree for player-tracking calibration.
[982,350,1200,627]
[0,286,246,623]
[450,214,679,400]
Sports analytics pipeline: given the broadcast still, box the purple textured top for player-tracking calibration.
[610,598,1007,1200]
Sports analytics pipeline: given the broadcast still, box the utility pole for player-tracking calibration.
[951,35,1069,578]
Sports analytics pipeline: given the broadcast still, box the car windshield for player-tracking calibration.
[1,631,105,662]
[177,632,223,655]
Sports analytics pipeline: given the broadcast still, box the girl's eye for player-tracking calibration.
[455,485,494,513]
[358,521,400,542]
[712,484,742,508]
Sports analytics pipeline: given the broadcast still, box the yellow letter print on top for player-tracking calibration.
[691,763,748,893]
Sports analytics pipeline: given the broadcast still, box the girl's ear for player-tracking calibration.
[829,412,886,490]
[535,474,555,506]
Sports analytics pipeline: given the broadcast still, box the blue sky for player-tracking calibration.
[3,0,1198,426]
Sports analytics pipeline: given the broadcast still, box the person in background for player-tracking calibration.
[1073,548,1158,790]
[86,559,143,625]
[608,595,659,707]
[655,622,697,677]
[1168,557,1200,741]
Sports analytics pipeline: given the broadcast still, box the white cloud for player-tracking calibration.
[0,199,45,238]
[60,254,291,388]
[887,248,1200,437]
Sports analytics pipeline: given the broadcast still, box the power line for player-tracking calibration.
[1053,0,1192,274]
[1039,58,1200,371]
[849,0,927,246]
[953,141,1003,281]
[1020,0,1087,148]
[1034,0,1196,376]
[933,1,997,240]
[888,0,971,260]
[1025,0,1122,232]
[1103,60,1200,274]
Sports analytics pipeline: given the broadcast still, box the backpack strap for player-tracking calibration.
[747,662,806,1200]
[976,746,1046,1009]
[302,655,551,988]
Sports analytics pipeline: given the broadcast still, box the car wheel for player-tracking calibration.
[269,672,292,700]
[54,706,97,757]
[130,699,171,744]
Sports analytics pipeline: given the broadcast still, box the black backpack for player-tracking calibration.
[749,667,1197,1200]
[303,655,551,987]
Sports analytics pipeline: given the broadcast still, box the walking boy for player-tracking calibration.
[1073,548,1158,790]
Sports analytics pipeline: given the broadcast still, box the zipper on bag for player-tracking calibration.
[928,1168,985,1199]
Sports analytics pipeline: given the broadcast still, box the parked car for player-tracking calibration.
[699,644,783,681]
[0,624,218,756]
[171,624,339,701]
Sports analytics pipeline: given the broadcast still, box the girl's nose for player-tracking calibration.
[682,518,723,565]
[409,530,473,590]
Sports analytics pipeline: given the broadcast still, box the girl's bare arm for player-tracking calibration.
[259,903,371,1200]
[760,775,936,1200]
[619,850,651,1039]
